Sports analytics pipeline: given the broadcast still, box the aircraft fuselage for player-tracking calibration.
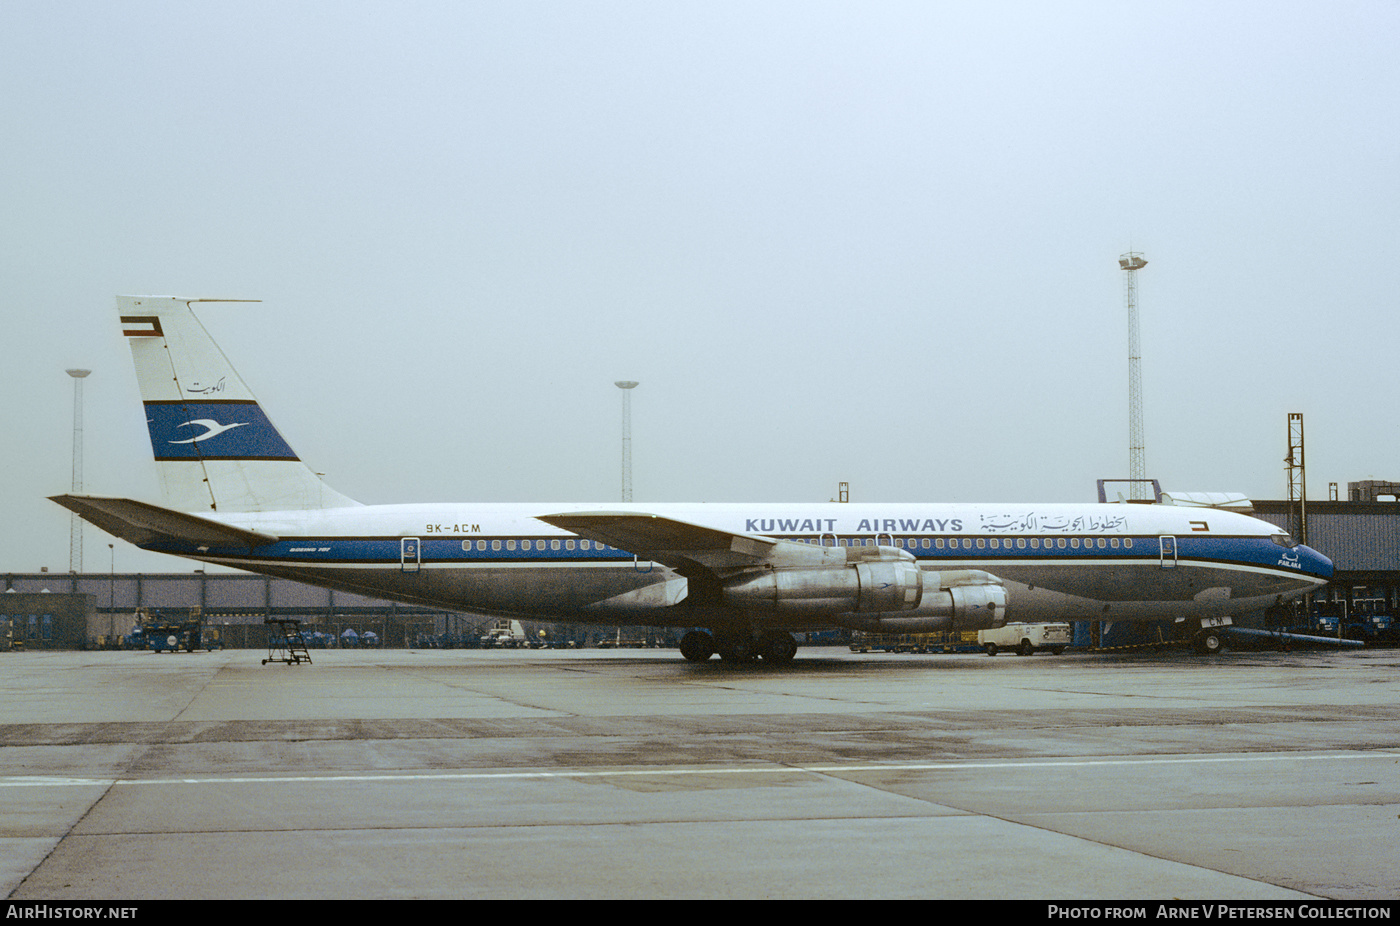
[137,500,1332,631]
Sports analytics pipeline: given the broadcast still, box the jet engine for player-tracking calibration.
[721,558,923,614]
[843,578,1008,633]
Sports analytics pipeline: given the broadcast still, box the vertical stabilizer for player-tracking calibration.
[120,296,360,512]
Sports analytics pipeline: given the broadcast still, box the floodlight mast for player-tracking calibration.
[615,381,639,502]
[66,368,92,572]
[1119,252,1148,499]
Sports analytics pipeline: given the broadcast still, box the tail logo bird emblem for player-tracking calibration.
[168,419,250,444]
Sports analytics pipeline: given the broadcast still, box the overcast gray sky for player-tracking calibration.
[3,1,1398,575]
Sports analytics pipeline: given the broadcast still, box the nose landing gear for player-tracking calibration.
[1192,627,1225,655]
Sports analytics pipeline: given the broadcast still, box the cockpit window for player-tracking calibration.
[1271,533,1299,548]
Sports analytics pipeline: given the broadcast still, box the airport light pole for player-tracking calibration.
[108,543,115,645]
[1118,252,1148,499]
[615,381,638,502]
[66,368,91,573]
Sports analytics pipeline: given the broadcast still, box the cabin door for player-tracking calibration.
[401,537,421,573]
[1159,535,1177,569]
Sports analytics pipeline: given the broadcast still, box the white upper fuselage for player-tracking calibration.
[212,499,1277,544]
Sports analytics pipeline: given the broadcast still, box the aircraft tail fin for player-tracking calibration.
[119,296,360,513]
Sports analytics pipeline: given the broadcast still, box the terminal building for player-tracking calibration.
[0,569,655,651]
[0,572,452,650]
[6,488,1399,651]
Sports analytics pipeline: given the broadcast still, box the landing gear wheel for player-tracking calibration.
[757,632,798,665]
[679,631,715,663]
[1193,629,1225,655]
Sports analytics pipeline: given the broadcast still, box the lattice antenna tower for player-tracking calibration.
[615,381,638,502]
[1286,412,1307,545]
[1119,252,1148,498]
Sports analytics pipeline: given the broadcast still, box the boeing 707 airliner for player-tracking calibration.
[52,296,1333,663]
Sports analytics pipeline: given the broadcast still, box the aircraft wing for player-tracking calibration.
[50,494,279,548]
[536,511,845,576]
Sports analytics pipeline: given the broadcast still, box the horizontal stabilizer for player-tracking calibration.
[50,495,279,548]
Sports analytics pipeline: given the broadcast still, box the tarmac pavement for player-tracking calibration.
[1,645,1397,900]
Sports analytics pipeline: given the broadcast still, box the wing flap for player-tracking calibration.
[50,494,279,548]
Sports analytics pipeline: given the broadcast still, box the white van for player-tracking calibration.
[978,622,1071,656]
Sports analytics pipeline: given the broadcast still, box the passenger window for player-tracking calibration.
[566,540,576,551]
[491,540,501,551]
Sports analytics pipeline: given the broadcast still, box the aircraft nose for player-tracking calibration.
[1301,544,1334,580]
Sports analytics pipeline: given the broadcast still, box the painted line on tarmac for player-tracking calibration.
[1,750,1396,788]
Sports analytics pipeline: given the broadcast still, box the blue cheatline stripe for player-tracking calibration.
[145,400,298,461]
[138,533,1313,576]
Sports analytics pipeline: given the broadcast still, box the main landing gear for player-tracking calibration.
[678,629,798,665]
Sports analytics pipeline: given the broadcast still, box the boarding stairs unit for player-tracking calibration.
[262,617,312,665]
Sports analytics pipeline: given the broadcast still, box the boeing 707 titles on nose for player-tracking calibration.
[52,296,1333,664]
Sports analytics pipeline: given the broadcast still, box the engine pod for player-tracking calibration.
[721,560,924,614]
